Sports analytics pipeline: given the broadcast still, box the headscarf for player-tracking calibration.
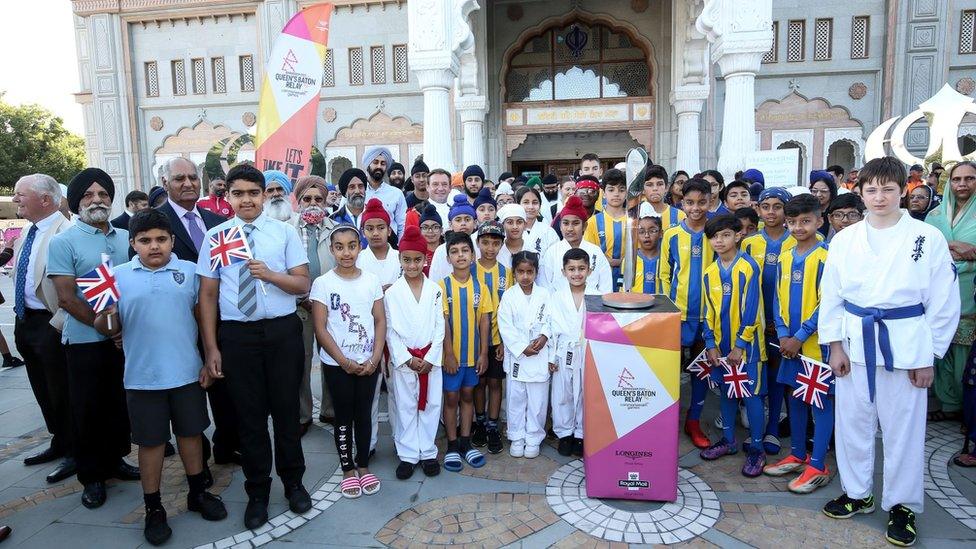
[387,162,405,176]
[497,204,527,222]
[758,187,792,204]
[927,166,976,322]
[361,198,391,226]
[294,175,327,202]
[448,194,476,221]
[741,169,765,186]
[494,182,514,199]
[398,225,427,255]
[908,184,939,221]
[263,170,293,194]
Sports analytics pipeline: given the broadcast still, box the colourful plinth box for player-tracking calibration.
[582,295,681,501]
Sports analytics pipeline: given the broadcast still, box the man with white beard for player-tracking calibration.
[263,170,298,223]
[47,168,140,509]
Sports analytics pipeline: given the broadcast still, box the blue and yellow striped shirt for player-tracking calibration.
[773,242,829,361]
[659,221,716,322]
[471,261,510,346]
[632,251,660,294]
[440,273,496,367]
[702,252,762,365]
[584,210,628,291]
[742,229,797,325]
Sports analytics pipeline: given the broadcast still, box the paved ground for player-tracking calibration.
[0,273,973,547]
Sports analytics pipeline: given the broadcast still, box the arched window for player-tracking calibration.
[505,22,650,103]
[777,141,805,187]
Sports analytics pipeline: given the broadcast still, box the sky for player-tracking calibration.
[0,0,84,134]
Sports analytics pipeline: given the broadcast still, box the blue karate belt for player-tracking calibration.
[843,301,925,402]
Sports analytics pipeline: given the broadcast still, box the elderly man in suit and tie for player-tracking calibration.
[11,174,76,484]
[158,157,241,465]
[290,175,337,434]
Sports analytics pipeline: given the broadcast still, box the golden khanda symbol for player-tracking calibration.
[864,84,976,165]
[865,84,976,165]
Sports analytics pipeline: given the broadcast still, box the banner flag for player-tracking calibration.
[254,3,334,182]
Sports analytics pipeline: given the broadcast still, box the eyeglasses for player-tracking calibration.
[637,228,660,236]
[420,224,441,233]
[810,188,831,195]
[576,189,598,196]
[829,211,863,221]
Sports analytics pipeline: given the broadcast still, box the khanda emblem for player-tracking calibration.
[865,84,976,166]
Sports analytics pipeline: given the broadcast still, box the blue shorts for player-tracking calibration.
[709,360,766,398]
[443,366,479,392]
[680,320,703,347]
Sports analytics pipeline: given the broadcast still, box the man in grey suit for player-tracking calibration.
[11,174,76,483]
[291,176,337,434]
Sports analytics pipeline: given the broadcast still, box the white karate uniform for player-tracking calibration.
[819,212,960,512]
[497,240,526,269]
[550,285,587,439]
[540,239,613,294]
[357,246,402,451]
[384,276,446,464]
[523,219,559,256]
[498,284,553,446]
[428,241,481,283]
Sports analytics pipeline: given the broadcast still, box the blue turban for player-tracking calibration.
[742,168,765,186]
[809,170,833,185]
[262,170,292,194]
[448,194,476,221]
[758,187,793,204]
[361,146,393,170]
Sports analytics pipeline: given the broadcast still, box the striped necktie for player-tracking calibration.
[237,223,257,317]
[14,225,39,320]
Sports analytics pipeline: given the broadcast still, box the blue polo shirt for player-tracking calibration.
[196,213,309,321]
[46,221,130,345]
[114,255,201,390]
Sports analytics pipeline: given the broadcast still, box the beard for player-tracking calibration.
[465,185,481,199]
[543,187,558,201]
[266,197,293,221]
[389,177,404,189]
[347,194,365,210]
[370,168,385,182]
[79,203,110,224]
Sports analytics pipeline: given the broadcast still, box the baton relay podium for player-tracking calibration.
[582,293,681,501]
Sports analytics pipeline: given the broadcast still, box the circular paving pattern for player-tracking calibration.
[545,460,720,544]
[924,421,976,531]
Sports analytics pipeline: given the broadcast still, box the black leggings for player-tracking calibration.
[323,366,379,471]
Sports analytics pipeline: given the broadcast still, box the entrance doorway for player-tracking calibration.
[511,158,622,180]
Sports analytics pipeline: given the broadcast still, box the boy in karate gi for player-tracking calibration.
[550,248,593,457]
[385,226,445,480]
[540,196,613,293]
[497,251,553,459]
[819,157,959,547]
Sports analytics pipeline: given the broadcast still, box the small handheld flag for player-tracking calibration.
[76,258,119,314]
[208,226,253,271]
[687,349,717,389]
[722,361,752,399]
[792,359,834,409]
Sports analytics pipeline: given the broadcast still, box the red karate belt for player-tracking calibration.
[409,343,433,411]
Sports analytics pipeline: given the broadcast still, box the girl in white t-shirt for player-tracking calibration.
[311,224,386,498]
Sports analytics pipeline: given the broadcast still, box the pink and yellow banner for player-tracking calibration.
[254,3,333,182]
[583,305,681,501]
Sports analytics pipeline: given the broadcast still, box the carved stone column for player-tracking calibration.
[670,90,707,175]
[697,0,773,180]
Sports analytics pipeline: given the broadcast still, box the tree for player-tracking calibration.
[0,94,86,191]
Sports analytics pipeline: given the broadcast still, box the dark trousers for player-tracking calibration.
[206,375,239,459]
[14,309,73,456]
[219,314,305,497]
[65,340,130,484]
[322,366,379,471]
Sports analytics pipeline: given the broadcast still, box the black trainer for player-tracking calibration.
[144,508,172,546]
[244,496,269,530]
[285,484,312,514]
[486,428,504,454]
[573,438,584,457]
[822,494,875,519]
[886,504,917,547]
[187,491,227,521]
[471,421,487,448]
[557,436,574,457]
[396,460,416,480]
[420,458,440,477]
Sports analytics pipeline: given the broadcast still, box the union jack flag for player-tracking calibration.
[687,350,717,389]
[208,225,252,271]
[792,359,834,409]
[722,361,752,399]
[76,258,119,313]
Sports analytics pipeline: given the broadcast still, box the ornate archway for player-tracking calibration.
[500,11,657,157]
[756,92,864,172]
[324,110,423,172]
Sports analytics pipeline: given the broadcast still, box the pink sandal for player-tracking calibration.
[359,473,381,495]
[340,475,362,499]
